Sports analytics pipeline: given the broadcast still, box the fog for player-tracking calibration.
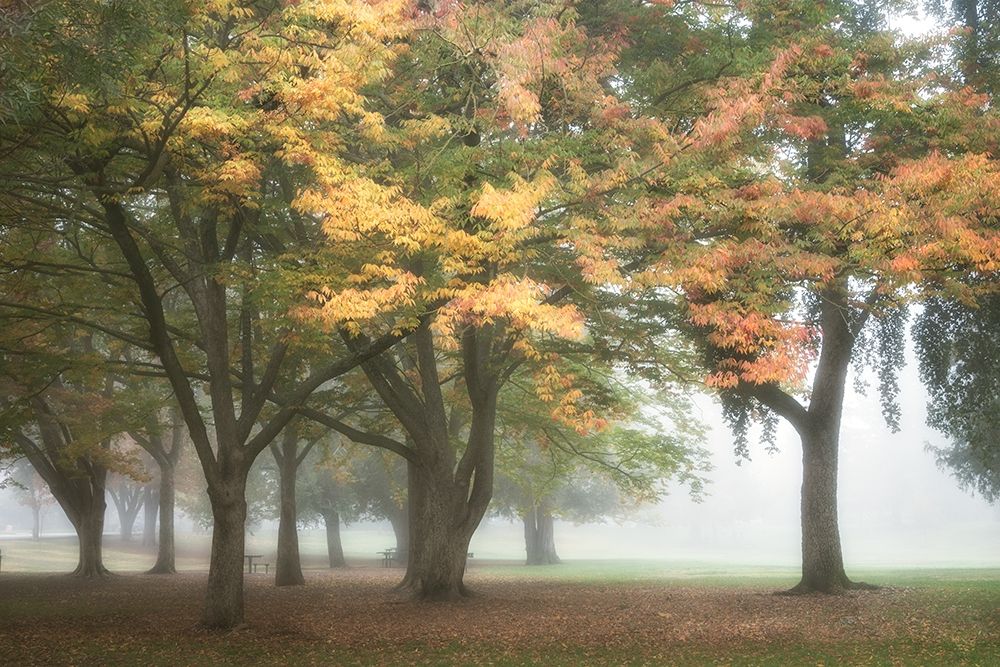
[2,339,997,570]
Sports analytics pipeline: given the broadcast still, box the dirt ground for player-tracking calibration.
[0,567,997,665]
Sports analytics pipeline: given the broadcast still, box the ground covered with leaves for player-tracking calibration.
[0,565,997,665]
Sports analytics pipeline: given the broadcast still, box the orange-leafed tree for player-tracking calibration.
[635,0,999,592]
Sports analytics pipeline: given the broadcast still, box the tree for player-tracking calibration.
[129,406,185,573]
[911,0,1000,504]
[494,368,709,566]
[9,460,56,540]
[268,420,321,587]
[0,0,420,627]
[293,439,366,569]
[107,469,147,542]
[0,338,146,576]
[299,1,669,599]
[629,0,999,592]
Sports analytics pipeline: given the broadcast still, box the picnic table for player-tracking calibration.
[378,548,397,568]
[245,554,264,574]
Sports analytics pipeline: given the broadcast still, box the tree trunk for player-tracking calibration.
[148,465,176,574]
[323,511,346,568]
[274,451,305,586]
[397,461,477,600]
[202,481,248,629]
[791,424,851,592]
[71,496,109,577]
[31,506,40,541]
[523,504,560,565]
[273,430,305,587]
[120,503,139,542]
[142,485,158,547]
[780,286,875,594]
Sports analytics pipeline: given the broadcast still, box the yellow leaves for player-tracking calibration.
[176,106,246,141]
[212,156,262,198]
[471,171,555,234]
[283,75,365,122]
[532,362,610,435]
[399,115,451,149]
[53,91,90,114]
[299,266,422,334]
[434,275,585,346]
[304,177,443,252]
[358,112,387,142]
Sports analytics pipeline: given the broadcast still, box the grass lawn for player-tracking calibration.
[0,539,997,665]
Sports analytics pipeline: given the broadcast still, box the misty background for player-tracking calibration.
[2,338,996,569]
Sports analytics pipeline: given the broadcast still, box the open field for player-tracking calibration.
[0,539,997,666]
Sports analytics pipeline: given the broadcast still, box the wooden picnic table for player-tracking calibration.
[245,554,264,574]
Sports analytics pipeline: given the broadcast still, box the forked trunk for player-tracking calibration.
[782,288,875,594]
[398,462,478,600]
[120,506,138,542]
[72,499,109,577]
[323,511,346,568]
[202,481,248,628]
[274,452,304,586]
[148,466,176,574]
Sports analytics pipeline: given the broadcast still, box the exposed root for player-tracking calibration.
[777,577,880,596]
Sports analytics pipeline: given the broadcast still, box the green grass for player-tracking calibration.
[1,538,997,666]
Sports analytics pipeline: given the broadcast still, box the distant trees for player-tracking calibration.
[494,373,708,566]
[8,460,56,540]
[0,360,144,576]
[107,471,146,542]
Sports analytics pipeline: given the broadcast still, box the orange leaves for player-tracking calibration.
[435,275,585,346]
[487,14,622,132]
[532,362,609,435]
[776,114,828,141]
[692,302,816,389]
[688,45,807,149]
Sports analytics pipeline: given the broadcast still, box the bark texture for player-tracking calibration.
[72,500,110,577]
[751,285,876,594]
[274,428,305,586]
[202,480,248,628]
